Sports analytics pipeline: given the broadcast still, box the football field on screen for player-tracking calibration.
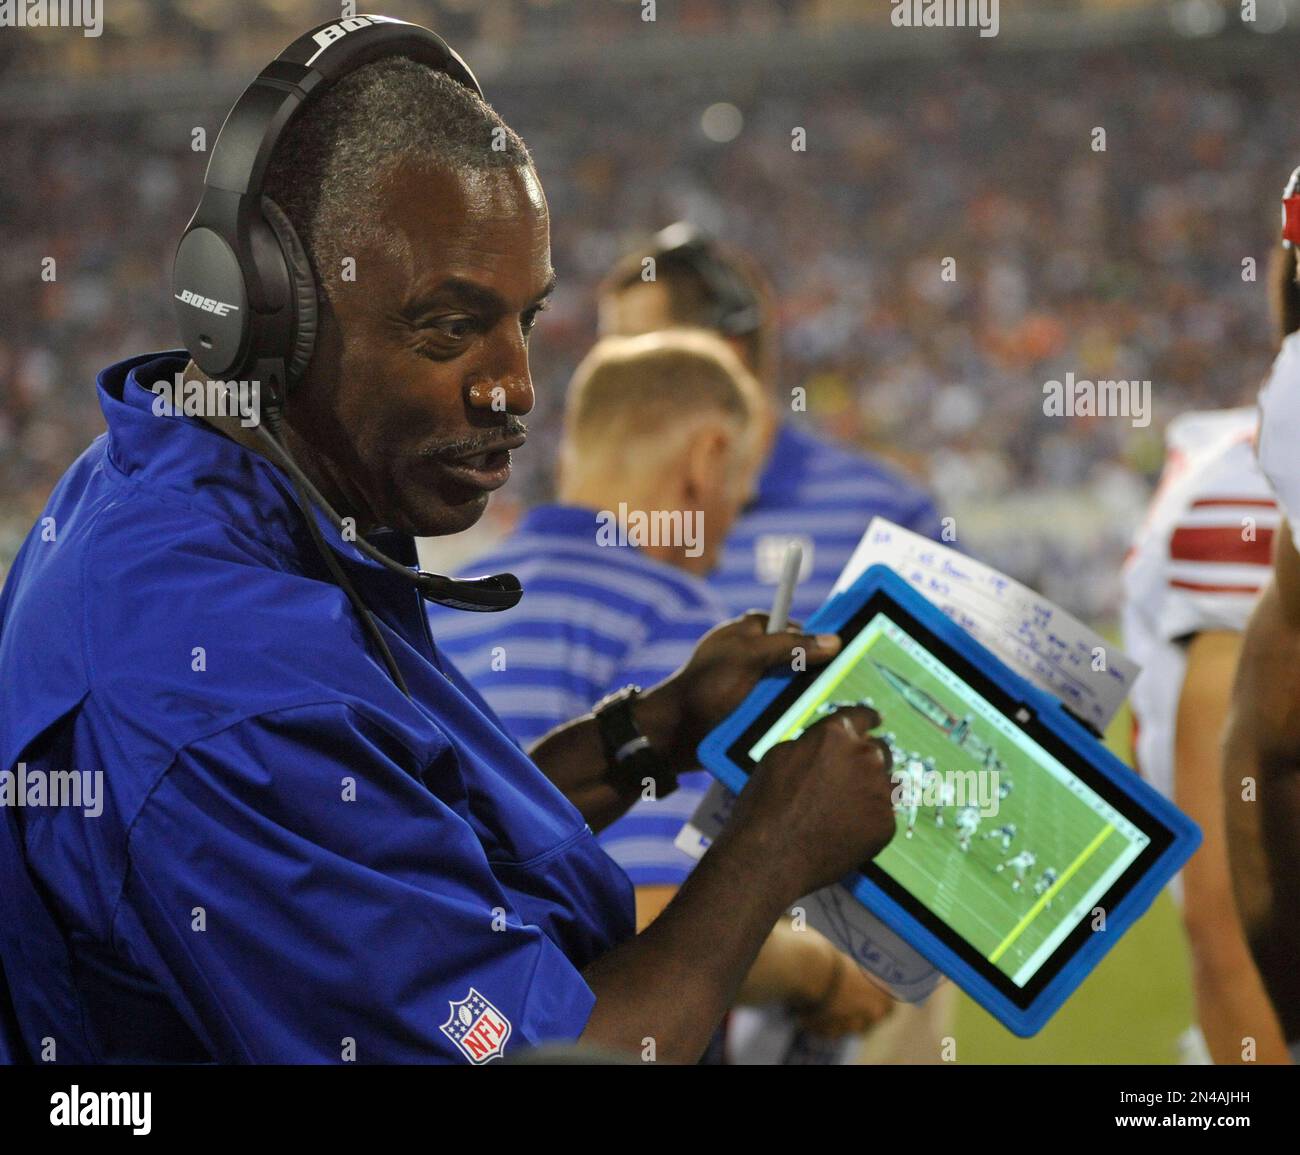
[950,695,1194,1064]
[783,627,1131,981]
[931,620,1192,1066]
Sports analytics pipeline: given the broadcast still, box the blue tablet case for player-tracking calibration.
[697,564,1202,1037]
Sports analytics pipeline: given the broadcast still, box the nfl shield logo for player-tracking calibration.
[440,988,512,1064]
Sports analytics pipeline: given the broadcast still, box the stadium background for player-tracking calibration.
[4,0,1295,1062]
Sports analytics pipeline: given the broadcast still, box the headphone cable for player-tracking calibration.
[261,408,412,698]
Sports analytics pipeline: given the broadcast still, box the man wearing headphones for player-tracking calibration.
[0,18,897,1065]
[598,227,942,625]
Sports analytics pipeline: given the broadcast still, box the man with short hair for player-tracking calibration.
[598,228,950,1064]
[434,329,762,752]
[431,330,894,1044]
[598,225,942,624]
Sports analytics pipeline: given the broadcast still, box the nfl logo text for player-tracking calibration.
[440,988,512,1064]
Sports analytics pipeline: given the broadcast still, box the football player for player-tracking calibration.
[996,850,1037,892]
[955,805,981,852]
[1222,172,1300,1062]
[1033,867,1059,904]
[1128,186,1295,1065]
[981,822,1018,852]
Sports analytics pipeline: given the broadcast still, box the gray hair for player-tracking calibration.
[263,56,532,310]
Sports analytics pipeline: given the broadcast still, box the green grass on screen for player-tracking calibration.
[950,699,1195,1063]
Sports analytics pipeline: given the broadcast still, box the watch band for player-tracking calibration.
[592,684,678,798]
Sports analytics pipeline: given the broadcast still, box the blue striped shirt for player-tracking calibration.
[710,423,941,623]
[428,504,731,887]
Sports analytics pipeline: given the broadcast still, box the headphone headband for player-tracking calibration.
[203,15,481,197]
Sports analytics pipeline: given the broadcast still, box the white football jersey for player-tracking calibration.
[1122,407,1278,806]
[1258,331,1300,543]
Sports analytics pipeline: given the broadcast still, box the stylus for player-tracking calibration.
[765,543,803,634]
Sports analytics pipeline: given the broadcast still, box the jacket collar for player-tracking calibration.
[98,350,420,574]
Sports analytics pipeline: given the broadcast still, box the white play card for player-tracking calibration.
[831,518,1139,734]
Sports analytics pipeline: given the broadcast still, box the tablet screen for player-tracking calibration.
[726,591,1172,1006]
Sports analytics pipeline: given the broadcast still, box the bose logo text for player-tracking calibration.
[175,290,239,317]
[305,14,400,66]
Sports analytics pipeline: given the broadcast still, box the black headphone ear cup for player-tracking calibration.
[261,196,318,388]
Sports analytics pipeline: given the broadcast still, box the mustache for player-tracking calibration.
[416,418,528,460]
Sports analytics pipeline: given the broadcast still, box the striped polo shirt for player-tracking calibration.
[427,503,732,886]
[710,423,941,623]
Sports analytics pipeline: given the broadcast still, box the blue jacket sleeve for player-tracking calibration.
[115,701,597,1063]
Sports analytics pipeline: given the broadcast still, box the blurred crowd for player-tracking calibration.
[0,0,1163,80]
[3,33,1297,623]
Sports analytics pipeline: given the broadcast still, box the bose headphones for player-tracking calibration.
[174,13,482,398]
[171,15,523,676]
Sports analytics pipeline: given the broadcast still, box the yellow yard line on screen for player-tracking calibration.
[779,634,882,740]
[988,823,1114,964]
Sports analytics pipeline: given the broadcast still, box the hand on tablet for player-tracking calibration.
[738,704,897,898]
[643,611,843,770]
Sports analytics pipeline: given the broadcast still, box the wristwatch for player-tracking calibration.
[592,684,678,798]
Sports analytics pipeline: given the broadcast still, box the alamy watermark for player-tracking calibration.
[1043,372,1151,428]
[50,1086,150,1135]
[1,763,103,817]
[892,765,1002,819]
[0,0,102,36]
[891,0,998,38]
[151,372,261,428]
[595,503,703,558]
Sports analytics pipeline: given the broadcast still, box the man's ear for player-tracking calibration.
[682,420,731,508]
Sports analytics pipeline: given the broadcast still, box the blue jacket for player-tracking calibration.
[0,351,635,1064]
